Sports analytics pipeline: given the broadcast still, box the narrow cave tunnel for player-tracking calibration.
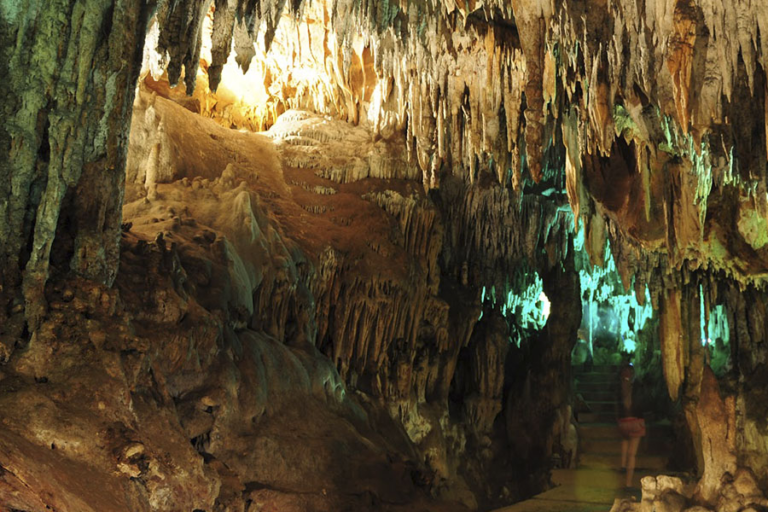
[2,2,768,512]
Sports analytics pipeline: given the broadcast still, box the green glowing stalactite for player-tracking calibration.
[577,235,653,355]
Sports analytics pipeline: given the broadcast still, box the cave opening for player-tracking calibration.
[568,231,684,475]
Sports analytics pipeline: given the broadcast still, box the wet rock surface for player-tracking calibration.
[0,88,578,510]
[4,0,768,511]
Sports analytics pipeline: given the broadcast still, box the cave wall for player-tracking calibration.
[119,88,581,509]
[1,72,581,509]
[4,0,768,510]
[0,1,150,336]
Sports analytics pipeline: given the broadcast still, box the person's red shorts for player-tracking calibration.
[618,417,646,438]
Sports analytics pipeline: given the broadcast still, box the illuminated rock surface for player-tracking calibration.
[2,0,768,511]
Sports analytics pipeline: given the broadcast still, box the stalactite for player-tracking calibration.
[1,0,149,335]
[8,1,768,510]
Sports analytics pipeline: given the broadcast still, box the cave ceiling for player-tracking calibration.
[2,0,768,309]
[144,0,768,296]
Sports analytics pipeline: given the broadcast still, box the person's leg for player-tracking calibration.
[620,438,629,469]
[625,436,641,487]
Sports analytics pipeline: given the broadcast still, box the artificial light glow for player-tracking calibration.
[218,53,270,106]
[480,270,550,338]
[539,291,551,321]
[578,238,653,358]
[140,3,343,132]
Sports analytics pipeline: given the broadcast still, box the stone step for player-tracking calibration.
[578,422,674,441]
[576,382,618,393]
[580,437,625,455]
[579,452,669,471]
[584,400,619,413]
[577,411,615,423]
[581,436,674,455]
[573,364,619,374]
[574,374,617,384]
[579,424,622,440]
[576,389,617,402]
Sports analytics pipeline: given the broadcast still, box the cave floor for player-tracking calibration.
[491,467,644,512]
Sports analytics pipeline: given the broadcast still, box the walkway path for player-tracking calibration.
[493,365,673,512]
[492,467,632,512]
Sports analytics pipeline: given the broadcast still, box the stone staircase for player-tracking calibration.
[574,365,672,473]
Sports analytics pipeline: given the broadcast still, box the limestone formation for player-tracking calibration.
[4,0,768,511]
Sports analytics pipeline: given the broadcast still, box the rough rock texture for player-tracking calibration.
[5,0,768,510]
[0,77,580,510]
[610,471,768,512]
[122,89,581,508]
[0,89,468,511]
[0,0,149,332]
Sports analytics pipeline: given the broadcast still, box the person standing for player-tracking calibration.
[617,361,645,489]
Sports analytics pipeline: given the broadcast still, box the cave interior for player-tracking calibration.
[2,1,768,511]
